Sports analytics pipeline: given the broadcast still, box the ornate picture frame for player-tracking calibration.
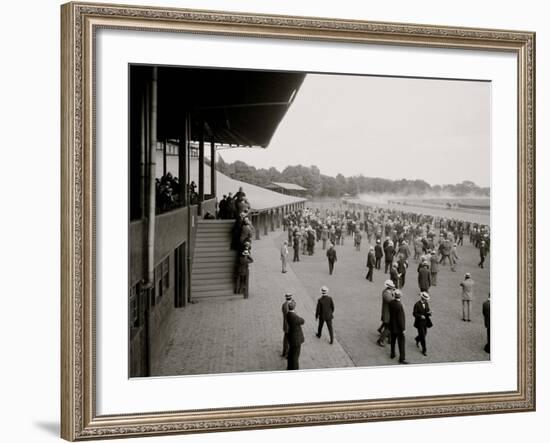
[61,2,535,440]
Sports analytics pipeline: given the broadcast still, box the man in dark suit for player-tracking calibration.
[384,241,396,273]
[389,290,408,364]
[417,262,431,292]
[315,286,335,344]
[286,301,305,370]
[281,293,293,357]
[377,280,395,347]
[326,243,337,275]
[413,291,432,356]
[483,293,490,353]
[366,246,376,281]
[375,239,383,270]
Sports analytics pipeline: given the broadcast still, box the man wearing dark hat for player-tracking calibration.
[429,251,439,286]
[281,293,293,357]
[413,292,432,356]
[375,239,383,270]
[326,243,337,275]
[377,280,395,347]
[286,300,305,370]
[417,261,432,293]
[235,249,253,298]
[389,290,408,364]
[315,286,335,344]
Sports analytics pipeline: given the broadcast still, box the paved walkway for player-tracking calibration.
[154,229,354,376]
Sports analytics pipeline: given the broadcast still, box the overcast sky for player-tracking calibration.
[219,74,491,188]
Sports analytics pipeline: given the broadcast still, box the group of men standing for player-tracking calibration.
[281,286,335,370]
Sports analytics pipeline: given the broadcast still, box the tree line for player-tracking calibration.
[216,156,490,198]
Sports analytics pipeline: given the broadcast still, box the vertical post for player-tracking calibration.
[198,119,205,212]
[144,66,158,377]
[163,138,167,177]
[270,210,275,232]
[140,90,147,218]
[264,212,268,236]
[254,214,260,240]
[178,114,187,207]
[210,140,217,199]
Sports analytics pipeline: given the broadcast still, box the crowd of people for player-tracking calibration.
[278,203,491,369]
[226,188,254,298]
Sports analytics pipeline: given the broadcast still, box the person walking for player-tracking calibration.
[397,254,408,288]
[375,239,383,270]
[281,293,293,357]
[384,241,396,274]
[389,290,408,364]
[413,291,432,356]
[479,240,488,268]
[366,246,376,281]
[354,229,362,251]
[286,301,305,370]
[450,243,460,272]
[429,251,439,286]
[321,225,329,250]
[377,280,395,346]
[390,262,400,290]
[326,243,337,275]
[292,234,300,262]
[483,293,490,353]
[418,261,432,293]
[460,273,474,322]
[280,240,289,273]
[315,286,335,344]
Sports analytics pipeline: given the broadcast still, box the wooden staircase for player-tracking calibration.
[191,220,238,300]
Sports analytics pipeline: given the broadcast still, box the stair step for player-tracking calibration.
[193,256,236,263]
[195,248,234,255]
[195,236,232,242]
[191,282,234,292]
[192,268,234,276]
[191,275,234,283]
[191,290,243,299]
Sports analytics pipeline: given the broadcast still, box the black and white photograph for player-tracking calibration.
[128,65,491,377]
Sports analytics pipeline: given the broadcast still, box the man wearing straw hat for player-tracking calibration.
[413,291,432,356]
[315,286,335,344]
[377,280,396,347]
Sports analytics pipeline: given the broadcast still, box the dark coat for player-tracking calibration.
[287,311,305,346]
[389,299,406,334]
[418,267,431,290]
[413,300,432,328]
[390,267,399,288]
[237,255,253,276]
[482,300,490,328]
[381,288,393,323]
[316,295,335,321]
[375,244,383,259]
[282,301,290,332]
[384,245,395,262]
[367,251,376,268]
[326,248,337,262]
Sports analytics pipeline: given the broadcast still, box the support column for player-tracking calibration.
[270,210,275,232]
[163,138,167,177]
[263,212,268,236]
[210,140,217,199]
[198,120,205,212]
[178,114,188,207]
[275,208,280,229]
[254,214,260,240]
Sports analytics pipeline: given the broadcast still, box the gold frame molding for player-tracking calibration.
[61,2,536,440]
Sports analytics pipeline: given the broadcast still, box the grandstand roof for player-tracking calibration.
[268,182,308,191]
[189,159,307,212]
